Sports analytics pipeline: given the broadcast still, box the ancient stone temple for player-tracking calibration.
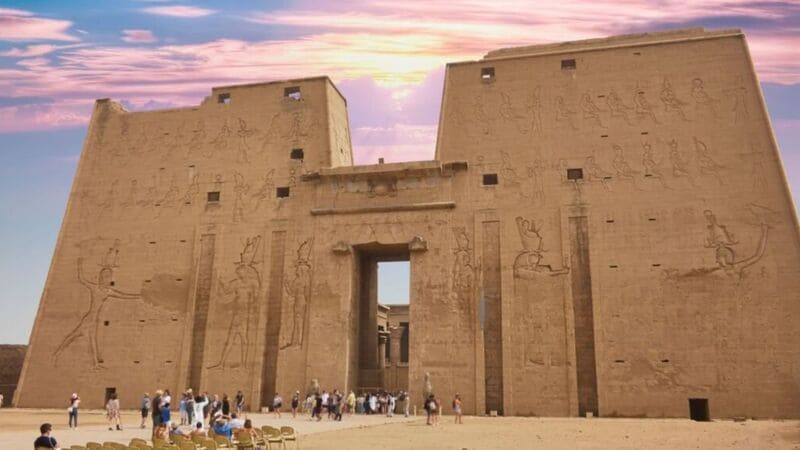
[15,28,800,418]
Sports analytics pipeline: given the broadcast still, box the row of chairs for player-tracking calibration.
[42,425,298,450]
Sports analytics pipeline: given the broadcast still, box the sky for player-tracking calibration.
[1,1,799,344]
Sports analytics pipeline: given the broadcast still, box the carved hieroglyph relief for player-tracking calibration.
[513,216,569,280]
[693,137,724,185]
[611,144,640,184]
[728,75,749,123]
[554,96,578,130]
[525,86,543,135]
[606,90,635,125]
[579,93,605,128]
[641,142,670,189]
[251,169,275,212]
[668,139,698,187]
[209,121,232,158]
[281,238,314,350]
[584,156,613,191]
[53,245,141,369]
[664,206,769,279]
[633,87,660,124]
[235,118,256,163]
[451,227,477,326]
[659,78,690,121]
[499,92,528,134]
[232,171,250,223]
[691,78,718,117]
[207,235,262,370]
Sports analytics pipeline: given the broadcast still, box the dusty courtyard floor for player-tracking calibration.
[0,408,798,449]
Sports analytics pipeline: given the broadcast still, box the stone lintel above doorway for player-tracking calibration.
[331,236,428,254]
[301,159,468,182]
[311,201,455,216]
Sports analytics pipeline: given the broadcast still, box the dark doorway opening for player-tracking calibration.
[689,398,710,421]
[353,243,410,395]
[105,387,117,404]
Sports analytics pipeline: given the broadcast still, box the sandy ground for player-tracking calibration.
[0,408,413,448]
[302,416,800,450]
[1,408,798,450]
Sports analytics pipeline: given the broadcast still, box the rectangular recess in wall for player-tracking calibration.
[482,221,503,415]
[187,233,216,391]
[481,67,495,82]
[261,230,287,407]
[284,86,302,101]
[569,216,599,417]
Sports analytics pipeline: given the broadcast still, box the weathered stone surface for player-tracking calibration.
[0,345,26,407]
[15,28,800,418]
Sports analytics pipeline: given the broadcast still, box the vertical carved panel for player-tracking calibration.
[482,221,503,413]
[261,231,286,406]
[187,234,215,390]
[568,217,598,416]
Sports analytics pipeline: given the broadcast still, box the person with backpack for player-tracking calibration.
[425,394,438,425]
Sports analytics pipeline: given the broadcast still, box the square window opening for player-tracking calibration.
[218,93,231,104]
[481,67,495,82]
[284,87,302,101]
[482,173,498,186]
[276,186,290,198]
[561,59,577,70]
[290,148,304,160]
[207,191,220,203]
[567,168,583,180]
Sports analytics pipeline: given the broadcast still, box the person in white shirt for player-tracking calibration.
[192,394,208,427]
[387,394,396,417]
[368,394,377,413]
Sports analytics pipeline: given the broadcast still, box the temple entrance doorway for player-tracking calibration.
[353,243,410,395]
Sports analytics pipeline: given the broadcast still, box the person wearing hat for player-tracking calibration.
[34,423,60,449]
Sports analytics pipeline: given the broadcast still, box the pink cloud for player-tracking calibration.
[0,44,58,57]
[140,6,216,18]
[1,0,798,143]
[0,99,90,133]
[0,8,78,42]
[252,0,800,85]
[121,29,157,44]
[352,124,437,164]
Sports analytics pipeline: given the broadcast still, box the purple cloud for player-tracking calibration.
[121,29,157,44]
[0,7,79,42]
[140,6,216,18]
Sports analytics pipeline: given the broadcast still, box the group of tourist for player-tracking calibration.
[63,385,465,430]
[35,384,465,449]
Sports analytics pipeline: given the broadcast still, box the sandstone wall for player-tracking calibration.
[0,345,26,407]
[16,28,800,419]
[436,28,800,418]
